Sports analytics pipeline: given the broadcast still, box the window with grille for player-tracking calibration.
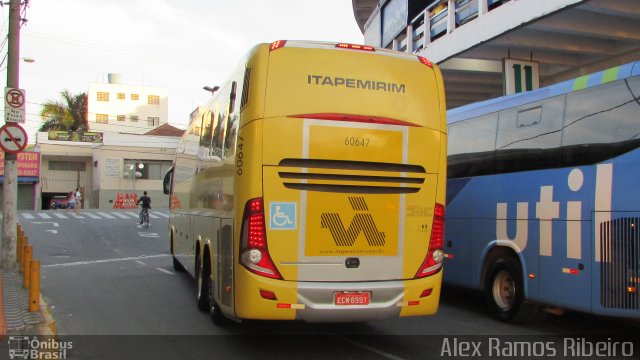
[131,93,139,101]
[96,114,109,124]
[130,115,139,122]
[117,93,125,100]
[148,95,160,105]
[97,92,109,101]
[117,115,125,122]
[147,117,159,126]
[123,160,172,180]
[48,161,86,171]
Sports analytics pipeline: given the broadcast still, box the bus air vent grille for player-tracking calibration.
[277,158,426,194]
[599,217,639,310]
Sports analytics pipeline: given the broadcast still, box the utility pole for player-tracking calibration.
[1,0,22,269]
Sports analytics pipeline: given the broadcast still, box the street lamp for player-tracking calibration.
[203,85,219,94]
[0,57,34,72]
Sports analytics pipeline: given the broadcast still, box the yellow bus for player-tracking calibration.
[164,40,447,324]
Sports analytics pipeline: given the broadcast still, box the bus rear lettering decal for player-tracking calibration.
[307,75,406,94]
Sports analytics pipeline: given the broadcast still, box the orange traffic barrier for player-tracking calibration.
[16,235,24,266]
[29,260,40,312]
[19,236,28,273]
[23,245,32,289]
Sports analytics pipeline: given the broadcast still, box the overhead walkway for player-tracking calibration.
[352,0,640,108]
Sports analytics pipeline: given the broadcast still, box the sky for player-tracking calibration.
[0,0,365,143]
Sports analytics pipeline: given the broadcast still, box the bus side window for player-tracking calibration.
[211,104,227,160]
[562,77,640,166]
[448,114,497,178]
[224,115,239,159]
[495,96,564,173]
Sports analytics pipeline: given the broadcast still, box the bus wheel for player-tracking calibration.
[484,258,529,323]
[195,256,210,311]
[170,235,184,272]
[172,256,184,272]
[208,275,228,325]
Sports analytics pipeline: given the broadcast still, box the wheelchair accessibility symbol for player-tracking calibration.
[270,202,296,230]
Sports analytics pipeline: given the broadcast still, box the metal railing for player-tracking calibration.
[391,0,510,53]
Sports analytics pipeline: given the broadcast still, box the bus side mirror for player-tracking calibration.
[163,168,173,195]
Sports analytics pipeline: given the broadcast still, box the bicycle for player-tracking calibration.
[140,206,150,229]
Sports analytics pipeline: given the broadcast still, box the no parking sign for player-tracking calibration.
[0,122,28,154]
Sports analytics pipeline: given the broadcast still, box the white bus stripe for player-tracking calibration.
[594,163,613,262]
[37,213,52,219]
[52,213,68,219]
[22,213,35,219]
[113,212,130,219]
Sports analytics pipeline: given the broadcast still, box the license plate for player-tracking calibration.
[334,292,371,306]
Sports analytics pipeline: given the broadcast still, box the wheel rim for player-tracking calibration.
[492,270,515,311]
[208,275,216,313]
[196,260,203,299]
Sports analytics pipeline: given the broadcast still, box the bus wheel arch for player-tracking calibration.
[482,247,541,323]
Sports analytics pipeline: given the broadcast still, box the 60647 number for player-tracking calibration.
[344,137,370,148]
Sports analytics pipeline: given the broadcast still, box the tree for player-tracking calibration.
[38,90,88,132]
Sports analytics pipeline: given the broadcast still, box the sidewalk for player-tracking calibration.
[0,270,55,336]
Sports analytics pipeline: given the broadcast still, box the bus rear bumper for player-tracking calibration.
[233,269,442,322]
[295,275,441,322]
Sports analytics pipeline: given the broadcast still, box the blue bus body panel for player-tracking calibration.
[445,61,640,318]
[445,151,640,317]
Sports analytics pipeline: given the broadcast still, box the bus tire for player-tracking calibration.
[172,256,184,272]
[195,256,210,311]
[171,234,184,272]
[484,257,537,323]
[208,276,228,325]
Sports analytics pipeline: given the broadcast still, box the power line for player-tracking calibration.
[23,31,223,71]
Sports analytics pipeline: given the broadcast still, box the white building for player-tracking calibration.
[87,73,168,135]
[34,127,182,210]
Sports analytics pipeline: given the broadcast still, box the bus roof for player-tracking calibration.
[447,61,640,125]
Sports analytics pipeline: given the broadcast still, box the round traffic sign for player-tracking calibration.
[0,123,28,154]
[5,88,25,109]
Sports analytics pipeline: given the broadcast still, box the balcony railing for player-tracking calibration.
[391,0,510,53]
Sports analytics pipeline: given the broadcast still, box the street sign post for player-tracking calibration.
[4,87,26,123]
[0,122,28,154]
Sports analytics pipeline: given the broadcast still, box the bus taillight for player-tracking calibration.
[418,56,433,68]
[240,198,282,279]
[270,40,287,51]
[415,203,445,278]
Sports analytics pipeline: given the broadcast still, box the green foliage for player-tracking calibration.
[38,90,88,132]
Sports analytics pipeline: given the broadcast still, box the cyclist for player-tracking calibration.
[136,191,152,225]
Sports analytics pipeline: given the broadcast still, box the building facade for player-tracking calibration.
[88,73,169,135]
[35,130,181,210]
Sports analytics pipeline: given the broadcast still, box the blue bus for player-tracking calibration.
[444,61,640,322]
